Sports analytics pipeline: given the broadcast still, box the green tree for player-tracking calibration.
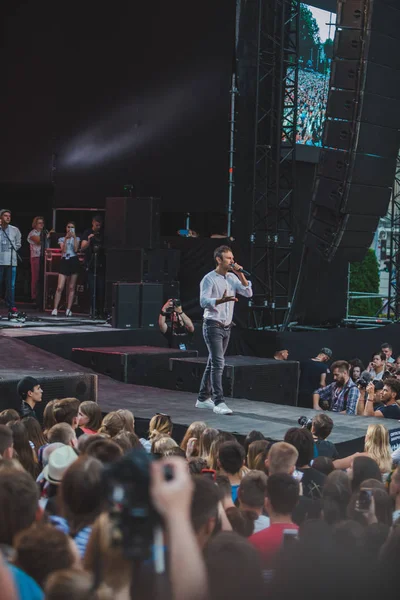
[349,249,381,316]
[299,4,320,65]
[323,38,334,60]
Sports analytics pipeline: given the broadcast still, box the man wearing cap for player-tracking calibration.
[298,348,332,408]
[17,376,43,419]
[0,209,22,311]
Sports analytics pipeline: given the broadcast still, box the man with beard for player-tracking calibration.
[364,377,400,419]
[313,360,359,415]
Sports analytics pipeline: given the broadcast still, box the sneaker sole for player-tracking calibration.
[195,402,214,409]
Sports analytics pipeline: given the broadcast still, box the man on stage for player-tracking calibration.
[195,245,252,415]
[0,209,21,311]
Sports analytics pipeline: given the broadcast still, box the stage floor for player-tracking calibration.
[0,336,395,457]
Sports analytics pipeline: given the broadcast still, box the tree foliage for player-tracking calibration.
[349,249,381,316]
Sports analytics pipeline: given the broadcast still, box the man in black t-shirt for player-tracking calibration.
[81,215,105,318]
[159,298,194,349]
[364,377,400,419]
[298,348,332,408]
[284,427,326,499]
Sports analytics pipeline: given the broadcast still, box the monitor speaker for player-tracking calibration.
[111,282,163,329]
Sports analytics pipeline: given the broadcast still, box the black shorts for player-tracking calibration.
[59,256,81,276]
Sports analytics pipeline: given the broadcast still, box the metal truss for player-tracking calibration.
[248,0,299,329]
[387,152,400,320]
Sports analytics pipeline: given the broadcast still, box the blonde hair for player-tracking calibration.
[32,216,44,229]
[267,442,299,475]
[98,412,125,438]
[364,424,392,473]
[180,421,206,453]
[43,400,57,435]
[151,434,178,455]
[198,428,219,463]
[116,409,135,433]
[149,413,173,441]
[247,440,270,471]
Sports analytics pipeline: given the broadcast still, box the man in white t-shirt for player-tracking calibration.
[367,351,387,380]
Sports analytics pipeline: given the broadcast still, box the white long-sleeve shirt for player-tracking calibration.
[200,270,253,325]
[0,225,22,266]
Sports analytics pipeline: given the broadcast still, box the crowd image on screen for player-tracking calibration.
[1,339,400,600]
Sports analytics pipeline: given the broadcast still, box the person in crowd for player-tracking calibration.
[77,401,102,434]
[115,408,135,433]
[357,377,383,415]
[159,298,195,349]
[111,431,140,454]
[21,416,47,457]
[312,456,334,475]
[80,214,106,319]
[311,413,339,459]
[0,409,20,425]
[349,456,382,492]
[266,441,298,476]
[247,439,270,471]
[49,455,105,557]
[190,474,221,550]
[27,216,53,304]
[0,209,22,311]
[322,470,352,525]
[284,427,326,498]
[244,430,265,458]
[17,376,43,419]
[388,465,400,522]
[298,348,332,407]
[208,432,236,470]
[238,471,270,533]
[180,421,206,458]
[97,411,126,438]
[274,348,289,361]
[13,523,80,589]
[195,245,252,415]
[42,400,57,436]
[348,483,392,527]
[313,360,359,414]
[51,221,80,317]
[349,358,365,382]
[42,444,78,487]
[364,377,400,419]
[83,438,123,464]
[53,397,80,431]
[367,351,387,380]
[0,425,14,460]
[44,569,100,600]
[47,423,77,448]
[151,434,178,456]
[140,413,173,453]
[0,469,40,547]
[198,427,219,464]
[217,441,246,502]
[9,421,39,478]
[188,457,209,476]
[249,473,299,565]
[334,424,392,477]
[381,342,395,364]
[205,532,265,600]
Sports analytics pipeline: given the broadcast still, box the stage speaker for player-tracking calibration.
[112,283,141,329]
[306,0,400,262]
[106,248,180,284]
[141,283,163,329]
[0,370,98,424]
[105,197,160,249]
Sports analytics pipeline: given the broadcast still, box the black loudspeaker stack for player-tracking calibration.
[306,0,400,262]
[104,196,181,321]
[112,282,164,329]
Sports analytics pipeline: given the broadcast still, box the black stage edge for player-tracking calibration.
[7,318,400,369]
[0,336,396,458]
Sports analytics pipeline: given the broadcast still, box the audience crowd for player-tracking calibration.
[1,339,400,599]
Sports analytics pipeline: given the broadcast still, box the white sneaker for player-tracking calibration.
[213,402,233,415]
[66,309,72,317]
[195,398,215,410]
[51,309,58,316]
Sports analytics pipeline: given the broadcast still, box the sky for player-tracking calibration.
[306,5,337,43]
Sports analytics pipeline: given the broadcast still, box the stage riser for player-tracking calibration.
[71,347,198,386]
[0,371,98,424]
[170,357,299,406]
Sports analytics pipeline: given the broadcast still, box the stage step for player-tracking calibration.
[71,345,198,386]
[169,356,300,406]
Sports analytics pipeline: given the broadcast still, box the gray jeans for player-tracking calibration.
[198,321,231,406]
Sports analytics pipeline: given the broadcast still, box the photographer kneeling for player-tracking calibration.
[159,298,194,349]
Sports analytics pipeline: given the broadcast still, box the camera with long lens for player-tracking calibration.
[103,448,172,560]
[356,371,372,389]
[165,298,182,314]
[298,416,312,430]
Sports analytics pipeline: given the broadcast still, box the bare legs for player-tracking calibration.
[67,274,78,310]
[53,274,67,311]
[53,273,78,311]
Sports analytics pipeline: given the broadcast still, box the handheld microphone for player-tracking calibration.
[230,263,251,277]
